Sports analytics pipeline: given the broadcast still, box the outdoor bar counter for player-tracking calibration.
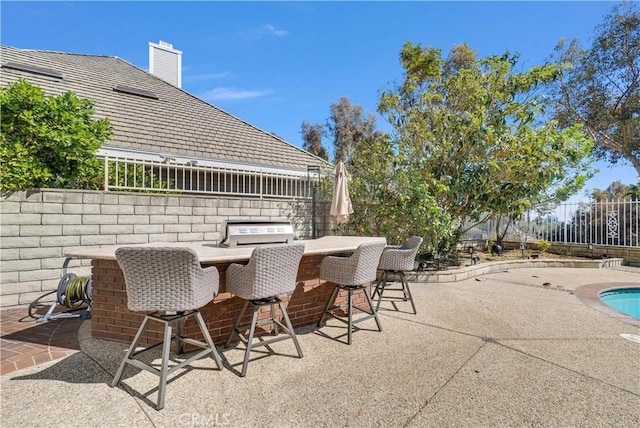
[65,236,386,345]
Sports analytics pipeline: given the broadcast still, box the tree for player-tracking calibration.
[302,96,452,251]
[548,1,640,175]
[346,131,453,254]
[327,96,379,162]
[591,179,640,200]
[378,42,594,247]
[1,79,112,190]
[300,121,328,160]
[626,182,640,199]
[591,180,631,200]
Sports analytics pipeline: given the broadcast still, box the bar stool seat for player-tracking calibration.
[316,241,386,345]
[111,247,223,410]
[225,243,305,377]
[373,235,423,314]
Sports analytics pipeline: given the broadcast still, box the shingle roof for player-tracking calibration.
[0,46,328,172]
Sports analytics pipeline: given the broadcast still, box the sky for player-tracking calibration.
[1,0,638,197]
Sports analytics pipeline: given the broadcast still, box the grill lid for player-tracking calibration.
[220,220,294,247]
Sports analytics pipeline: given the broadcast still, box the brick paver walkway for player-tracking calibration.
[0,308,84,376]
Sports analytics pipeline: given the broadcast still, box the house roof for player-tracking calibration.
[0,46,328,172]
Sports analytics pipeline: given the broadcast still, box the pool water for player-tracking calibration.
[599,288,640,320]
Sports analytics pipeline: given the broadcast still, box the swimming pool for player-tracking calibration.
[599,288,640,320]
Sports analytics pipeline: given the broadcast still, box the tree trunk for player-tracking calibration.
[630,156,640,177]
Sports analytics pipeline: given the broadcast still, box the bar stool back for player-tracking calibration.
[225,243,305,377]
[111,247,223,410]
[316,240,386,344]
[373,235,423,314]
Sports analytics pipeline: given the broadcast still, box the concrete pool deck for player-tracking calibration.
[1,265,639,427]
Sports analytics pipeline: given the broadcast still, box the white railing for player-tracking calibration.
[101,156,314,199]
[463,199,640,248]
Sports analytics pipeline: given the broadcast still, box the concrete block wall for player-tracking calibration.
[0,189,326,309]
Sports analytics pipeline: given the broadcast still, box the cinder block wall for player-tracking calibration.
[0,189,329,309]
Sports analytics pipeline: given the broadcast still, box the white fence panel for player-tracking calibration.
[463,199,639,248]
[102,156,315,199]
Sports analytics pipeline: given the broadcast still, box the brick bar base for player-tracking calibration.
[91,254,371,346]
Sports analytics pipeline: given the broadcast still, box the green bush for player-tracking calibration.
[0,79,111,190]
[536,239,552,253]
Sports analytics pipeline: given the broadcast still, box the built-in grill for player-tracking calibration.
[220,220,295,247]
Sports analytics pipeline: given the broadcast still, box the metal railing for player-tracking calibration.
[463,199,639,248]
[101,156,314,199]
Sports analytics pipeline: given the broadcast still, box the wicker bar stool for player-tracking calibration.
[316,241,386,345]
[111,247,223,410]
[372,236,423,314]
[225,243,305,377]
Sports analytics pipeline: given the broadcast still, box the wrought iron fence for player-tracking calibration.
[101,156,317,199]
[463,199,639,248]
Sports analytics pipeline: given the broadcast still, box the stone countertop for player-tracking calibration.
[64,236,387,263]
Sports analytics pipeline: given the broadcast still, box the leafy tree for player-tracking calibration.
[548,1,640,175]
[327,96,379,162]
[1,79,111,190]
[626,182,640,199]
[303,96,451,251]
[591,180,631,200]
[323,97,449,249]
[300,121,328,160]
[378,42,594,247]
[346,131,452,254]
[591,179,640,200]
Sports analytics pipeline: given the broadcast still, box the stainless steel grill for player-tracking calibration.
[220,220,295,247]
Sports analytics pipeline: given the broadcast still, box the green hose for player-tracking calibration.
[63,276,91,307]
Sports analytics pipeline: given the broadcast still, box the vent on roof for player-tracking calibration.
[2,61,64,79]
[113,84,159,100]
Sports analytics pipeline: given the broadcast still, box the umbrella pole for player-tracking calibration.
[307,165,320,239]
[311,183,317,239]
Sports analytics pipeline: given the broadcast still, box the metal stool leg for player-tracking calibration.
[347,288,354,345]
[270,302,279,336]
[240,304,260,377]
[375,271,389,312]
[111,315,150,387]
[400,272,417,314]
[194,312,223,369]
[156,319,173,410]
[226,300,249,349]
[175,317,183,355]
[317,285,339,327]
[278,301,303,358]
[372,274,382,299]
[363,286,382,332]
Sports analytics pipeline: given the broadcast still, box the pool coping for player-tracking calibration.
[406,257,625,283]
[574,282,640,327]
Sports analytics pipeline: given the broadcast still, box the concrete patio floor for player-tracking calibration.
[1,266,639,427]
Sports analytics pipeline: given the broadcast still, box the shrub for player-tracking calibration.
[536,239,552,253]
[0,79,111,190]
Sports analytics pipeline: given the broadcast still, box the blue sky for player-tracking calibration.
[2,1,637,195]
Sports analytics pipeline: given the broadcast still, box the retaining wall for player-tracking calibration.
[0,189,330,309]
[407,257,626,283]
[464,239,640,267]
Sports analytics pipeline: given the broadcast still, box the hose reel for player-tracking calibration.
[28,257,92,323]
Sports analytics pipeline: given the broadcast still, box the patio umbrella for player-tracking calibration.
[329,160,353,224]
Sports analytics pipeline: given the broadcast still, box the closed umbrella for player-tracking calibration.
[330,161,353,224]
